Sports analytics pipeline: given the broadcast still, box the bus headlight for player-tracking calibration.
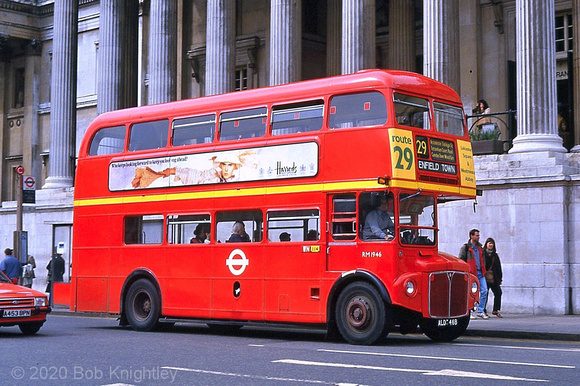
[35,297,47,307]
[471,281,478,294]
[405,280,416,296]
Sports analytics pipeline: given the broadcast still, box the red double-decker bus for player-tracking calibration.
[72,70,479,344]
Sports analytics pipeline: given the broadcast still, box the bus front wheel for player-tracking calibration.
[125,279,160,332]
[335,282,390,345]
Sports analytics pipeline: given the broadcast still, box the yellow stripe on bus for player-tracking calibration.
[73,179,474,207]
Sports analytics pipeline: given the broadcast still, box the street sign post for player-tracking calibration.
[22,175,36,204]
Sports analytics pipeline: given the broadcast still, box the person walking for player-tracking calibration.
[483,237,503,317]
[458,229,489,319]
[22,255,36,288]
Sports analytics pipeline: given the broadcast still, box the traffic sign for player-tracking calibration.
[23,175,36,191]
[15,165,24,175]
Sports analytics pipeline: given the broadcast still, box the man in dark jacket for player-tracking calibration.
[46,254,65,293]
[458,229,488,319]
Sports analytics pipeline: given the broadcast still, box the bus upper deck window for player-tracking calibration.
[172,114,216,146]
[89,125,126,156]
[220,107,267,141]
[128,119,169,151]
[329,91,387,129]
[433,102,465,136]
[393,93,431,130]
[272,101,323,135]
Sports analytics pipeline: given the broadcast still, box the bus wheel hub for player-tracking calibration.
[347,298,370,328]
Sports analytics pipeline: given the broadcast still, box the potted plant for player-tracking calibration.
[469,123,503,155]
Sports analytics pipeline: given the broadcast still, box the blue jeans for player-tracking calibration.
[477,272,488,314]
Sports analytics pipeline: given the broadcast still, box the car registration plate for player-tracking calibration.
[2,309,31,318]
[437,318,458,327]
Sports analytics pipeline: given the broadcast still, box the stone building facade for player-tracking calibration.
[0,0,578,314]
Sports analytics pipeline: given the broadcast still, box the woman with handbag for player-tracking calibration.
[483,237,503,317]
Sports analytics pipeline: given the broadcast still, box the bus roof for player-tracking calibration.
[81,70,461,152]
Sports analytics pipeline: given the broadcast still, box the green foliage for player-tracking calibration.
[469,125,500,141]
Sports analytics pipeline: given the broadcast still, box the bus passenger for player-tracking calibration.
[191,224,210,244]
[279,232,291,241]
[227,221,250,243]
[362,193,395,240]
[306,229,319,241]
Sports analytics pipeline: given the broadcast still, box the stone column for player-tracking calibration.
[572,0,580,152]
[149,0,178,104]
[97,0,124,114]
[24,42,42,181]
[44,0,78,189]
[124,0,139,108]
[270,0,301,86]
[342,0,375,75]
[423,0,460,92]
[510,0,566,153]
[206,0,235,94]
[388,0,415,71]
[326,0,341,76]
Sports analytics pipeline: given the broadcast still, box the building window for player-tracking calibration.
[555,14,573,56]
[14,68,25,109]
[235,68,248,91]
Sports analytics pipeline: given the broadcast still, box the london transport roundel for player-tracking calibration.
[226,249,249,276]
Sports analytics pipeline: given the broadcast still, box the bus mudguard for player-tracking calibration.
[326,269,392,323]
[119,268,161,324]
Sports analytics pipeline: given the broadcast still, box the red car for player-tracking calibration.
[0,271,51,335]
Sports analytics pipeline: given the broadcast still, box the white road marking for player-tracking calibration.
[423,369,548,382]
[162,366,338,384]
[318,348,575,369]
[456,342,580,353]
[274,359,548,382]
[249,344,265,347]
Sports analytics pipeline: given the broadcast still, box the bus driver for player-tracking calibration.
[363,193,395,240]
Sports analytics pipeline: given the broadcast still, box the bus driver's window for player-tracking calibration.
[359,192,395,241]
[398,193,436,246]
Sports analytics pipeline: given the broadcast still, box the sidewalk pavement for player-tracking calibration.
[465,313,580,342]
[51,305,580,342]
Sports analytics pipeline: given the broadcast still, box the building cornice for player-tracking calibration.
[0,0,98,17]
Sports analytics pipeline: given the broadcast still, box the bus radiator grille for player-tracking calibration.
[428,271,468,318]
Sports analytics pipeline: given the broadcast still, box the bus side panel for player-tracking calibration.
[162,245,213,318]
[323,128,391,183]
[263,242,324,323]
[72,211,112,312]
[75,277,109,312]
[74,158,111,201]
[211,244,264,320]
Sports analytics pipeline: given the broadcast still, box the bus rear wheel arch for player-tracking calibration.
[335,282,391,345]
[124,278,161,332]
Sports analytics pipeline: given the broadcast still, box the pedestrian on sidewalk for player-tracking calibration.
[1,247,23,284]
[22,255,36,288]
[458,229,489,319]
[483,237,503,318]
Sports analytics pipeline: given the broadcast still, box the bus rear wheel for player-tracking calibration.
[335,282,390,345]
[125,279,160,332]
[420,315,470,342]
